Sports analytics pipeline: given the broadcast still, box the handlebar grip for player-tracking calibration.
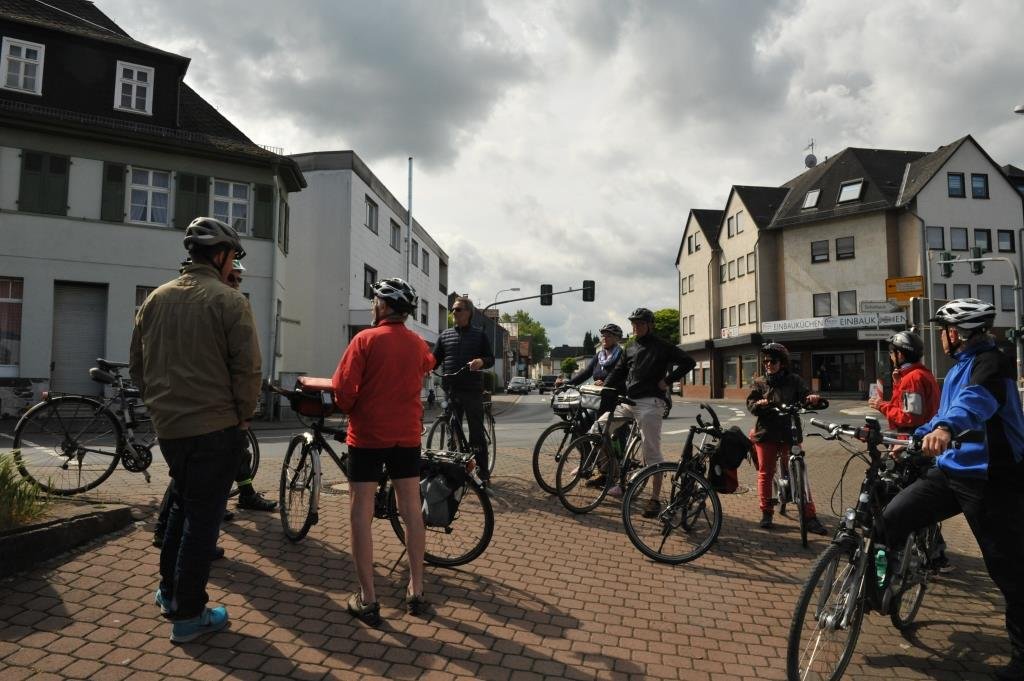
[809,418,830,430]
[699,402,721,430]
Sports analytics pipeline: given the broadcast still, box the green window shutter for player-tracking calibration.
[100,162,126,222]
[174,173,209,228]
[18,151,44,213]
[252,184,274,239]
[42,155,69,215]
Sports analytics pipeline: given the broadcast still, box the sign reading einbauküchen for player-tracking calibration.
[761,313,906,334]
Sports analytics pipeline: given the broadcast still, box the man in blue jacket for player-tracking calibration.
[881,299,1024,680]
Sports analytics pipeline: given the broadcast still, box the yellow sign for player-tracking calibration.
[885,276,924,302]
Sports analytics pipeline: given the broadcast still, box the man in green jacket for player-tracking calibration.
[131,217,260,644]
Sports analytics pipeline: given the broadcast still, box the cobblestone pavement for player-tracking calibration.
[0,425,1012,680]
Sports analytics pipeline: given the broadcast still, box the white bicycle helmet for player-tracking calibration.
[929,298,996,331]
[371,277,417,313]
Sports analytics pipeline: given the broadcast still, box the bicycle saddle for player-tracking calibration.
[96,358,129,371]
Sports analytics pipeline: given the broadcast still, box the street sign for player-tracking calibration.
[860,300,900,314]
[886,276,924,302]
[858,329,894,341]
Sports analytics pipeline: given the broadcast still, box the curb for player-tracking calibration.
[0,505,135,578]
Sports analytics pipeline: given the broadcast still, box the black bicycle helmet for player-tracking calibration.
[599,323,624,338]
[761,342,790,364]
[183,217,245,258]
[888,330,924,361]
[929,298,996,331]
[627,307,655,324]
[371,277,418,313]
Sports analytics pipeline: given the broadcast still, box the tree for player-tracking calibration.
[561,357,579,376]
[582,330,598,352]
[654,308,680,345]
[500,310,551,362]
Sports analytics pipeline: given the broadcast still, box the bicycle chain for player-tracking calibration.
[121,442,153,472]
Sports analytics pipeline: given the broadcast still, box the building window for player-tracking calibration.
[947,172,966,198]
[420,299,428,325]
[18,151,68,215]
[735,211,744,234]
[998,230,1016,253]
[953,284,971,299]
[736,257,745,277]
[134,286,157,327]
[926,226,945,250]
[129,168,170,225]
[720,264,726,283]
[437,303,446,333]
[802,188,820,209]
[974,228,992,253]
[688,274,694,291]
[741,355,757,388]
[728,261,735,280]
[439,261,448,294]
[212,179,249,234]
[950,227,968,251]
[681,316,688,335]
[727,216,734,238]
[422,249,429,275]
[695,236,701,251]
[720,308,727,328]
[410,239,419,266]
[838,290,857,315]
[738,303,746,325]
[977,285,995,305]
[680,275,686,296]
[687,235,694,254]
[748,300,756,322]
[811,240,829,263]
[363,265,376,299]
[688,314,695,335]
[2,37,44,95]
[837,179,863,203]
[836,236,855,260]
[1001,285,1015,312]
[114,61,154,115]
[932,283,946,300]
[747,252,756,273]
[813,293,830,317]
[390,220,401,251]
[724,357,738,387]
[728,306,736,326]
[0,277,23,367]
[971,173,989,199]
[364,197,378,233]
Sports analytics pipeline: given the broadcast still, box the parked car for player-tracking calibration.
[507,376,532,394]
[538,375,559,394]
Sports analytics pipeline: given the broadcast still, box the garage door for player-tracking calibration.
[51,282,108,395]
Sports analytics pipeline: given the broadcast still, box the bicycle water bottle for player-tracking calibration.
[875,546,888,588]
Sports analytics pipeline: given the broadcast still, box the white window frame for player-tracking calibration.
[422,248,429,275]
[420,299,428,325]
[127,167,170,226]
[2,37,44,96]
[364,196,378,233]
[411,239,419,267]
[813,293,831,317]
[802,188,820,209]
[211,179,251,235]
[837,179,864,203]
[0,276,24,371]
[389,220,401,251]
[114,60,154,115]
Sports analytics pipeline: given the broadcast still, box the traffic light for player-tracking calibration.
[540,284,553,305]
[970,246,985,274]
[939,252,954,278]
[582,280,595,302]
[1008,328,1018,342]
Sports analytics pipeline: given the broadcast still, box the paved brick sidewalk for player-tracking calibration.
[0,431,1012,680]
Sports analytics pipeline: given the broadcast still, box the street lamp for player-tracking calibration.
[493,287,520,305]
[491,288,520,386]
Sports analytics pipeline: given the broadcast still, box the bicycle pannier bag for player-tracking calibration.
[578,384,617,413]
[715,426,753,469]
[420,459,470,527]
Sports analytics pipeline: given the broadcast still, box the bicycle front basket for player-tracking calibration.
[290,377,338,417]
[579,384,617,413]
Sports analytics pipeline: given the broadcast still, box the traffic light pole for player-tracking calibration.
[482,286,589,311]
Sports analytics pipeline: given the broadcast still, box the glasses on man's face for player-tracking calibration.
[764,358,780,365]
[451,307,467,313]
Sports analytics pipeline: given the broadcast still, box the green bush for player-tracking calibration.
[0,452,48,531]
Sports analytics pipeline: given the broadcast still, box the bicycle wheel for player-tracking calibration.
[426,417,456,452]
[555,434,612,514]
[12,396,122,495]
[229,429,261,498]
[773,464,789,516]
[890,527,931,630]
[787,539,865,681]
[485,414,496,478]
[792,458,808,548]
[279,434,320,541]
[532,421,574,495]
[390,477,494,567]
[622,461,722,564]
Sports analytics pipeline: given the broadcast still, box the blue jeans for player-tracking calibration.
[158,427,243,619]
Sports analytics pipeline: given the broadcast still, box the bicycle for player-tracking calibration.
[621,402,724,564]
[271,378,493,567]
[786,416,975,681]
[766,400,828,548]
[424,366,496,479]
[531,385,598,495]
[11,358,258,496]
[554,389,644,514]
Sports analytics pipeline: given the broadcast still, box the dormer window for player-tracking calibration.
[802,188,820,209]
[2,37,44,95]
[837,179,864,203]
[114,61,154,115]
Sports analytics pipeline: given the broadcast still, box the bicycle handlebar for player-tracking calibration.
[808,417,982,453]
[433,365,475,380]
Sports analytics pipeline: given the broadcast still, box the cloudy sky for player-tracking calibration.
[102,0,1024,347]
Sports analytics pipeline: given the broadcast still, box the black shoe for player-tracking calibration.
[929,553,954,574]
[153,531,164,548]
[404,592,431,617]
[212,546,225,561]
[805,517,829,536]
[223,510,236,522]
[237,492,277,512]
[760,511,774,529]
[995,655,1024,681]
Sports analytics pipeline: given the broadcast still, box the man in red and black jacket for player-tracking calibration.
[868,330,940,433]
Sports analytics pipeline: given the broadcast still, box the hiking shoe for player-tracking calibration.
[930,553,954,574]
[404,592,431,617]
[170,606,229,643]
[152,531,164,548]
[584,475,608,489]
[641,499,661,518]
[995,654,1024,681]
[222,510,236,522]
[154,588,170,616]
[347,592,382,626]
[607,485,623,498]
[805,517,829,536]
[237,492,277,512]
[760,511,774,529]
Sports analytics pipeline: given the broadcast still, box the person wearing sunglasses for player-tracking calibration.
[746,342,827,533]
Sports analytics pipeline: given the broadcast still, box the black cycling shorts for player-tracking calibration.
[348,445,421,483]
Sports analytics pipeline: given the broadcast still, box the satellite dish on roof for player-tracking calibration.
[805,154,818,168]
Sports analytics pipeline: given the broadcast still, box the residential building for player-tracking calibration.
[676,209,721,398]
[0,0,304,416]
[285,151,449,384]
